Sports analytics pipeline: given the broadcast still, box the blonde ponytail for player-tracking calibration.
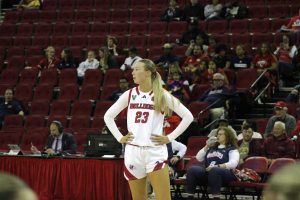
[139,59,173,116]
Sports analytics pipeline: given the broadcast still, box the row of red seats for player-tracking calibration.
[0,18,293,38]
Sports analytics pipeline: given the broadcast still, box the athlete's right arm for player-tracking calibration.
[104,90,129,142]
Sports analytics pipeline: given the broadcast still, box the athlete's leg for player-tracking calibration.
[147,166,171,200]
[128,177,147,200]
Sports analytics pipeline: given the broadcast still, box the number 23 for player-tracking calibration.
[135,111,149,123]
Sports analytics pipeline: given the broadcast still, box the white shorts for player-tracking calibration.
[123,144,168,181]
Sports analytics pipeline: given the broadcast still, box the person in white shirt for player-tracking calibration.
[204,0,223,20]
[104,59,193,200]
[120,47,142,71]
[77,50,99,78]
[170,140,187,165]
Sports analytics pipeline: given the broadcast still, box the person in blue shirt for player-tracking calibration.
[231,45,251,71]
[186,127,239,200]
[0,89,24,125]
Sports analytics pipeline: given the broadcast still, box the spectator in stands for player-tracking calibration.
[0,89,24,125]
[18,0,40,10]
[167,62,182,82]
[0,172,38,200]
[285,84,300,103]
[31,120,77,155]
[77,50,99,82]
[182,45,210,75]
[182,0,204,21]
[208,118,237,138]
[251,43,278,74]
[98,47,118,73]
[161,0,182,21]
[168,139,187,166]
[27,46,60,71]
[237,120,263,140]
[274,34,297,86]
[109,77,130,101]
[185,34,209,56]
[207,37,217,57]
[204,0,223,20]
[265,101,296,137]
[199,73,235,121]
[154,43,180,69]
[238,123,263,164]
[186,127,239,200]
[263,121,295,159]
[179,21,207,45]
[264,163,300,200]
[213,44,231,69]
[120,47,141,71]
[222,1,248,20]
[166,72,189,103]
[231,45,251,70]
[106,35,119,56]
[280,9,300,32]
[202,60,229,85]
[58,48,77,70]
[190,60,207,84]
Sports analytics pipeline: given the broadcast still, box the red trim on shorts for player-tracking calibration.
[136,87,140,95]
[124,165,138,181]
[153,161,166,171]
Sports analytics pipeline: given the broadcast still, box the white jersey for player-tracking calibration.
[127,87,164,146]
[104,86,193,145]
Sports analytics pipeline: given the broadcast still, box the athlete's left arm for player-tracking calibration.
[165,92,194,142]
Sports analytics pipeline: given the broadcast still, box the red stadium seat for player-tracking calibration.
[190,84,210,102]
[31,37,50,47]
[42,0,57,10]
[249,19,270,33]
[71,100,93,116]
[20,127,49,151]
[187,101,210,124]
[268,158,296,174]
[0,69,19,86]
[18,68,39,87]
[74,10,93,22]
[229,19,249,33]
[69,115,90,129]
[58,68,77,87]
[30,100,50,116]
[14,84,34,103]
[269,5,289,19]
[34,23,53,36]
[79,84,100,101]
[58,84,79,101]
[2,115,24,130]
[94,101,113,117]
[0,131,22,151]
[50,100,71,116]
[6,47,24,58]
[72,22,90,36]
[53,22,71,36]
[248,6,269,19]
[102,69,124,87]
[21,10,40,23]
[0,23,16,37]
[24,115,45,128]
[130,9,149,22]
[33,84,54,102]
[39,10,57,22]
[129,22,149,35]
[82,69,103,87]
[207,20,228,34]
[110,9,129,22]
[16,23,34,36]
[76,0,94,9]
[91,115,105,129]
[236,68,257,91]
[47,115,68,127]
[39,69,59,87]
[185,136,208,158]
[100,85,119,100]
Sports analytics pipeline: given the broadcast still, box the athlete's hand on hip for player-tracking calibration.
[150,135,170,145]
[120,132,134,144]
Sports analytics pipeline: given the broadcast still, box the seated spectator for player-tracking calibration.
[274,34,297,86]
[166,72,189,103]
[190,60,207,84]
[204,0,223,20]
[185,34,209,56]
[182,0,204,21]
[208,118,237,138]
[0,89,24,125]
[18,0,40,9]
[264,163,300,200]
[213,44,231,69]
[280,9,300,32]
[285,84,300,103]
[251,43,278,74]
[106,35,119,56]
[27,46,60,71]
[109,77,130,101]
[167,62,182,82]
[237,120,263,140]
[231,45,251,70]
[168,139,187,166]
[202,60,228,85]
[263,121,295,159]
[154,43,180,69]
[58,48,77,70]
[207,37,217,57]
[222,1,248,20]
[31,120,77,155]
[120,47,142,71]
[199,73,235,121]
[265,101,296,137]
[238,123,263,164]
[77,50,99,80]
[161,0,182,21]
[186,127,239,200]
[182,45,210,74]
[98,47,118,73]
[0,172,38,200]
[179,21,207,45]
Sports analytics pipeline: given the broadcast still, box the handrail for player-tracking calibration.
[197,99,222,119]
[250,69,268,90]
[254,82,271,102]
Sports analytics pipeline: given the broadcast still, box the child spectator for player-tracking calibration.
[161,0,182,21]
[202,60,228,85]
[77,50,99,81]
[231,45,251,70]
[28,46,60,71]
[167,72,189,103]
[58,48,77,70]
[213,44,231,69]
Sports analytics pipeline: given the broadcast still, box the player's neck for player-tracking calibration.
[138,83,152,93]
